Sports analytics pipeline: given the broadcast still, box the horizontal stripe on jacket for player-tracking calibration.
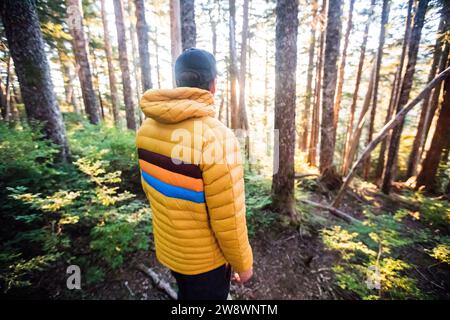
[141,170,205,204]
[139,159,204,192]
[138,148,202,179]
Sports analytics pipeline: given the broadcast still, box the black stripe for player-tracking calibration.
[138,148,203,179]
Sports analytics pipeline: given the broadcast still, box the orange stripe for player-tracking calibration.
[139,159,204,192]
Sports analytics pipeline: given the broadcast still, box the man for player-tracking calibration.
[136,48,253,300]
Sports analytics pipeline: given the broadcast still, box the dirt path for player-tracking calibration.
[91,223,341,300]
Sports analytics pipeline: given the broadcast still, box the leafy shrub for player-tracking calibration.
[427,236,450,266]
[321,209,428,299]
[403,191,450,231]
[0,122,60,191]
[244,173,276,236]
[2,156,151,293]
[68,122,140,191]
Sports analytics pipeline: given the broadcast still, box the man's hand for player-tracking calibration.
[232,268,253,284]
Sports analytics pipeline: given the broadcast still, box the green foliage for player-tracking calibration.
[322,209,429,300]
[0,252,61,293]
[0,122,60,191]
[427,236,450,266]
[244,173,276,236]
[403,191,450,231]
[0,120,151,294]
[68,121,138,173]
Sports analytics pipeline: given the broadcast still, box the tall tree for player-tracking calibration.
[362,0,390,178]
[308,0,327,166]
[300,0,318,151]
[113,0,136,130]
[56,40,78,111]
[134,0,152,91]
[319,0,343,181]
[229,0,239,129]
[0,0,69,161]
[342,62,377,177]
[170,0,182,84]
[100,0,120,125]
[333,0,355,128]
[381,0,429,194]
[66,0,100,124]
[238,0,250,130]
[422,41,450,156]
[126,0,142,124]
[1,55,12,121]
[180,0,196,51]
[375,0,414,180]
[341,0,376,175]
[407,8,447,177]
[272,0,299,219]
[416,52,450,192]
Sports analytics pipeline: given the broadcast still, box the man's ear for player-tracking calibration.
[209,79,217,95]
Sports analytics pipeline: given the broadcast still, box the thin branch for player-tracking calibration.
[137,264,177,300]
[332,66,450,207]
[299,199,361,224]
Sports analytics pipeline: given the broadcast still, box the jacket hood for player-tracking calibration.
[140,87,216,124]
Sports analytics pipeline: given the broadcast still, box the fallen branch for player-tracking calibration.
[137,263,177,300]
[299,199,361,224]
[295,173,319,179]
[332,66,450,207]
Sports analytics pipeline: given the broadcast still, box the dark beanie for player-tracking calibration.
[175,48,217,86]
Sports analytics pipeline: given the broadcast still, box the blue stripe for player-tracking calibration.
[141,170,205,204]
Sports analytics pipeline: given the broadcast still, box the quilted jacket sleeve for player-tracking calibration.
[200,123,253,272]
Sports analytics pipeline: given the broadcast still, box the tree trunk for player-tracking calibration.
[208,2,219,57]
[300,0,318,151]
[381,0,429,194]
[170,0,182,84]
[362,0,390,179]
[229,0,239,129]
[152,25,162,88]
[375,0,414,180]
[319,0,343,180]
[264,36,271,156]
[341,0,376,175]
[134,0,152,92]
[374,66,399,180]
[407,14,446,178]
[342,62,376,177]
[416,59,450,192]
[238,0,249,131]
[56,42,77,110]
[333,0,355,128]
[113,0,137,130]
[307,0,327,166]
[180,0,196,51]
[66,0,100,125]
[333,66,450,207]
[420,43,450,159]
[271,0,299,220]
[100,0,120,126]
[126,0,142,125]
[86,31,105,121]
[0,0,69,161]
[422,43,450,156]
[3,55,11,121]
[0,70,7,119]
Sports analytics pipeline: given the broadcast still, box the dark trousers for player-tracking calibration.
[171,264,231,300]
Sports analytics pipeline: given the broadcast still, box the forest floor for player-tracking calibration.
[74,182,450,300]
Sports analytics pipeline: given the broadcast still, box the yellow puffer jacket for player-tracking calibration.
[136,87,253,275]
